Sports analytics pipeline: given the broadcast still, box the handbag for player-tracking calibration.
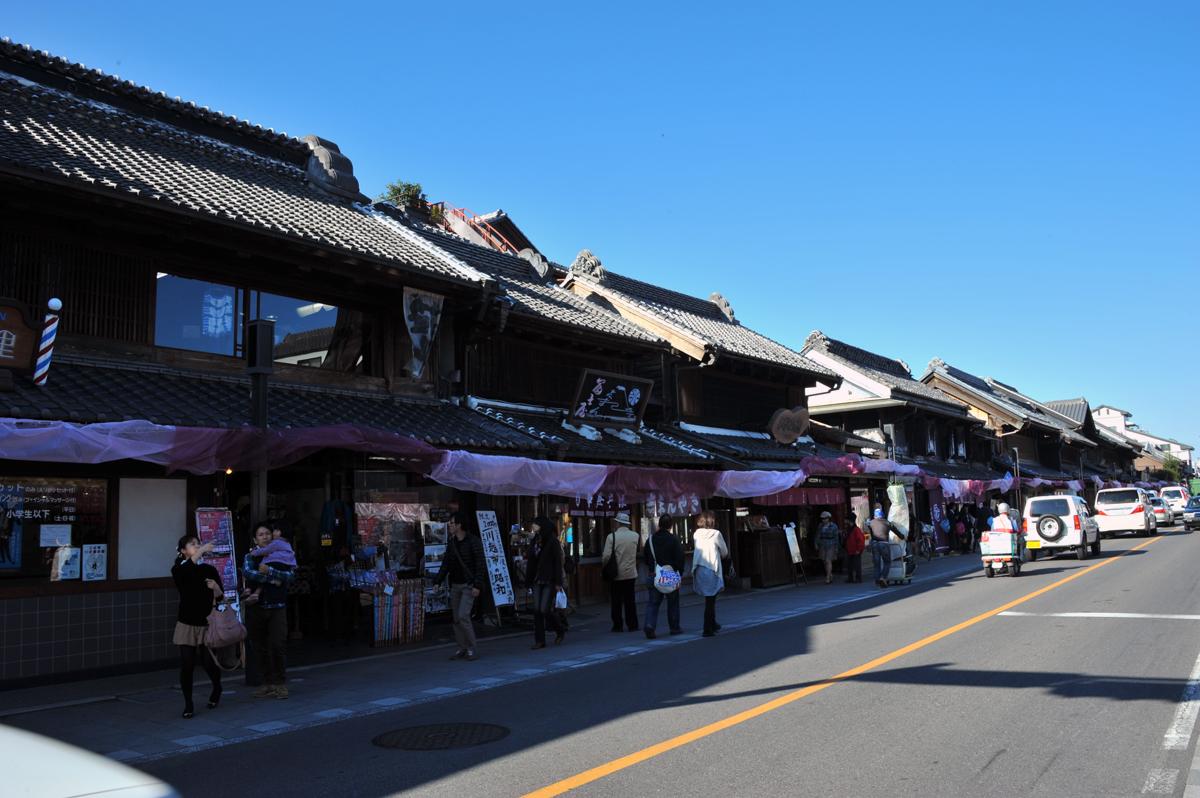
[648,536,681,594]
[601,533,619,582]
[204,603,247,649]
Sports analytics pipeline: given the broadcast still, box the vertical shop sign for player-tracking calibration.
[475,511,514,607]
[195,508,239,608]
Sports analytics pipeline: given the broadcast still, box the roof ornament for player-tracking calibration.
[302,135,367,202]
[518,247,551,279]
[803,330,828,350]
[709,292,736,322]
[569,249,606,282]
[927,356,947,371]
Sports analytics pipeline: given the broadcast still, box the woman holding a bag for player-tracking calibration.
[643,514,684,639]
[691,511,729,637]
[525,516,566,650]
[171,534,224,719]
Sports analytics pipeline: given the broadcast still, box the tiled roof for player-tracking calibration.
[0,58,488,287]
[471,403,712,465]
[275,327,333,359]
[671,426,847,469]
[572,269,835,378]
[0,39,306,155]
[923,359,1092,446]
[398,220,662,345]
[803,331,965,411]
[2,356,540,452]
[1044,398,1089,426]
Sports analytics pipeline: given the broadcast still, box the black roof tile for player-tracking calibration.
[0,65,488,287]
[2,356,540,452]
[803,331,965,411]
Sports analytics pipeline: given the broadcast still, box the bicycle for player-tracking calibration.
[916,525,935,562]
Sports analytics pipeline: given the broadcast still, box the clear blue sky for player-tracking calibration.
[7,2,1199,449]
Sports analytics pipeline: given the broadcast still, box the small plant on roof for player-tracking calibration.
[380,180,427,210]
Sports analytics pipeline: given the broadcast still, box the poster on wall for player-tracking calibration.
[476,511,514,607]
[422,543,449,614]
[51,546,80,581]
[82,544,107,582]
[0,478,108,573]
[195,507,239,607]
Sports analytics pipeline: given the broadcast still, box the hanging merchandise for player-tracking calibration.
[887,483,910,540]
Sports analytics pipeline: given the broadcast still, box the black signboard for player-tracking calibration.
[569,369,653,429]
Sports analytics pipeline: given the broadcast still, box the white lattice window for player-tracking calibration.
[0,330,16,360]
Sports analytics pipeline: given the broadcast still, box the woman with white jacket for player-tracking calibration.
[691,511,729,637]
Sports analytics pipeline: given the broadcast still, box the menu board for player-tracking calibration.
[476,511,514,607]
[569,369,653,428]
[195,508,239,608]
[783,523,803,565]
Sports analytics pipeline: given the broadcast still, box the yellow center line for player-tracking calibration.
[523,536,1164,797]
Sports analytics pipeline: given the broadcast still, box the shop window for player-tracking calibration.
[154,274,241,356]
[0,477,110,583]
[253,291,339,368]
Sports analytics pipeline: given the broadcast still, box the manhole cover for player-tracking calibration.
[372,723,510,751]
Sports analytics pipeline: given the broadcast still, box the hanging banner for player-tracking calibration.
[402,288,444,379]
[476,510,514,607]
[195,507,239,608]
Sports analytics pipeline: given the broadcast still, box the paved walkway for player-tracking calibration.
[1,554,981,765]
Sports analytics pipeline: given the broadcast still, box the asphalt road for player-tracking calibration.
[144,529,1200,797]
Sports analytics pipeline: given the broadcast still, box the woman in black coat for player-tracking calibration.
[525,516,566,649]
[171,534,224,719]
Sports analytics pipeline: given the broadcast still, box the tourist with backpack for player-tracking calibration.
[643,514,684,638]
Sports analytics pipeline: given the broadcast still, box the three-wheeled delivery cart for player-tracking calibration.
[981,527,1022,577]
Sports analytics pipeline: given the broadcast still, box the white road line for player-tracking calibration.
[1143,768,1179,794]
[1164,650,1200,750]
[1000,611,1200,620]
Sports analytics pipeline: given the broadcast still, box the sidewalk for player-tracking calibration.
[1,554,980,766]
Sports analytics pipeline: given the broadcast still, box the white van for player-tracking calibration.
[1093,487,1157,538]
[1022,495,1101,559]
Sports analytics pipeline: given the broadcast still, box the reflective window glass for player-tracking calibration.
[154,274,239,355]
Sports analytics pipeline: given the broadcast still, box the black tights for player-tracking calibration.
[179,644,221,711]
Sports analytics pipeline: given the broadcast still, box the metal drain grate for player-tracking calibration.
[372,723,510,751]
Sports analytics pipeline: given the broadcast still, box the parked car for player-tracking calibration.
[1161,486,1191,514]
[1149,497,1175,527]
[1093,487,1157,538]
[1022,494,1101,559]
[3,725,179,798]
[1183,496,1200,532]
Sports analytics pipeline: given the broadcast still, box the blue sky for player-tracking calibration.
[6,2,1198,448]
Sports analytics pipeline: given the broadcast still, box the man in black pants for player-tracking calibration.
[602,510,640,632]
[243,523,294,698]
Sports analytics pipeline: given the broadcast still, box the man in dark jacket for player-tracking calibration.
[643,514,685,638]
[437,513,486,661]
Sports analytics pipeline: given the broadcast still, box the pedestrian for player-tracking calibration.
[525,515,566,649]
[437,512,485,662]
[844,516,866,583]
[868,508,900,588]
[691,511,729,637]
[171,535,224,719]
[815,510,841,584]
[643,514,684,639]
[243,522,294,698]
[602,509,640,632]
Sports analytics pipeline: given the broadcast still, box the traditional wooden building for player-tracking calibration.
[799,332,998,533]
[0,40,553,682]
[1043,399,1141,490]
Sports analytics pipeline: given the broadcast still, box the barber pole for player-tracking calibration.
[33,297,62,387]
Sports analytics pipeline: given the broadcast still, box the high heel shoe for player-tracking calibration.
[207,685,222,710]
[182,707,195,719]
